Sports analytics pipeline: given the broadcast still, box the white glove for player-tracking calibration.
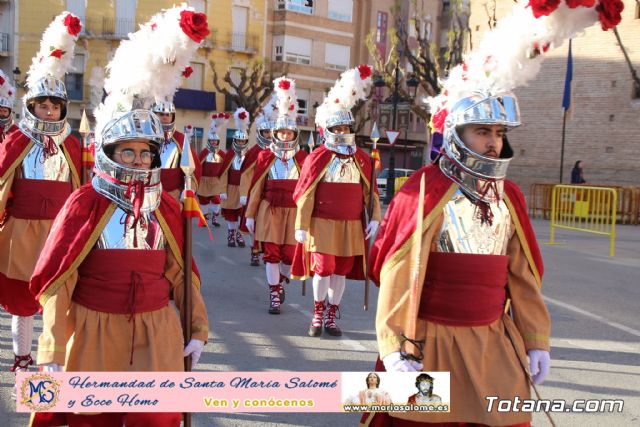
[382,352,423,372]
[295,229,307,243]
[528,349,550,385]
[184,339,205,370]
[245,218,255,234]
[42,363,63,372]
[240,196,247,206]
[365,220,380,240]
[179,190,186,203]
[220,193,227,201]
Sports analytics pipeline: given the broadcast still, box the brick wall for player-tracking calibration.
[468,0,640,199]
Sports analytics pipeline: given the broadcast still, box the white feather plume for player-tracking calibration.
[315,65,373,128]
[209,111,230,134]
[94,3,206,139]
[429,2,602,118]
[0,69,16,106]
[273,77,297,121]
[257,93,279,125]
[26,12,82,88]
[234,107,250,132]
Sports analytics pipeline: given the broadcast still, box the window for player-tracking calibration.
[325,43,350,71]
[375,11,388,58]
[186,63,204,90]
[297,88,310,116]
[376,12,388,43]
[283,35,312,65]
[65,54,85,101]
[276,0,313,15]
[232,6,249,51]
[328,0,352,22]
[190,126,204,151]
[273,35,284,61]
[115,0,135,38]
[189,0,205,13]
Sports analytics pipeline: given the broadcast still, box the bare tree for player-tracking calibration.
[366,0,470,123]
[209,58,287,126]
[612,27,640,98]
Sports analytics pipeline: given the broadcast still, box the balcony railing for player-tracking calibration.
[224,32,258,54]
[0,32,8,53]
[327,11,352,22]
[325,63,347,71]
[81,17,135,39]
[282,52,311,65]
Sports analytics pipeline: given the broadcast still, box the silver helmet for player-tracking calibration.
[439,90,520,203]
[93,109,164,213]
[152,100,176,138]
[20,76,68,138]
[232,107,250,155]
[271,115,299,161]
[256,117,273,149]
[232,131,249,156]
[323,109,356,155]
[206,128,220,152]
[0,78,14,128]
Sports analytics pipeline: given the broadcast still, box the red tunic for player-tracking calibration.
[0,129,82,316]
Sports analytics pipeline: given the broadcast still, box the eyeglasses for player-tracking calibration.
[114,149,156,165]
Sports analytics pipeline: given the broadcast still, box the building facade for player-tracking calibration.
[265,0,358,145]
[5,0,268,152]
[355,0,458,172]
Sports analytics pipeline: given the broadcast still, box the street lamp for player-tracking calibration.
[376,70,419,204]
[12,66,25,87]
[407,74,419,99]
[312,100,321,147]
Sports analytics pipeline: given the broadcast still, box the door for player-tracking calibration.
[115,0,136,38]
[232,6,248,50]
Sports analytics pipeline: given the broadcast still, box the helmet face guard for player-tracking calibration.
[152,101,176,136]
[232,135,249,155]
[98,109,164,154]
[21,76,69,137]
[443,91,520,178]
[256,120,274,149]
[0,114,12,128]
[206,136,220,151]
[440,91,520,203]
[271,118,299,160]
[321,109,356,155]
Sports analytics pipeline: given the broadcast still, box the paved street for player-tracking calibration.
[1,217,639,426]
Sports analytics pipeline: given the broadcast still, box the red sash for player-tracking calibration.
[418,252,508,326]
[8,178,72,220]
[160,168,183,192]
[228,169,241,186]
[263,179,297,208]
[312,182,363,220]
[202,162,221,177]
[73,249,170,314]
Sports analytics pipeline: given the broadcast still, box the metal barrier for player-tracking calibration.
[549,185,617,256]
[531,183,639,225]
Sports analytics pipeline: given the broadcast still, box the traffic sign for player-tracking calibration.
[386,130,400,145]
